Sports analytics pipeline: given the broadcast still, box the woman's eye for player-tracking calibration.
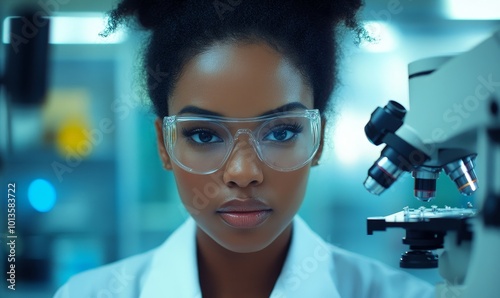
[264,128,298,142]
[183,129,223,144]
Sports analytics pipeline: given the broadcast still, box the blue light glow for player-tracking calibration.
[28,179,57,212]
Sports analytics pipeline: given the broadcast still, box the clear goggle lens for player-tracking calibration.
[163,110,321,174]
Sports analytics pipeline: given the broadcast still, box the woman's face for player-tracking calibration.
[155,41,322,253]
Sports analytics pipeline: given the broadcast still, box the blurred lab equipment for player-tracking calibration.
[1,9,50,159]
[0,6,51,296]
[363,30,500,297]
[4,11,50,105]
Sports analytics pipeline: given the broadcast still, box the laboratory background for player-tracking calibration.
[0,0,499,297]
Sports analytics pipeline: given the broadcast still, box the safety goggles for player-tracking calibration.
[162,109,321,174]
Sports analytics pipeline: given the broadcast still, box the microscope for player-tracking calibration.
[363,30,500,297]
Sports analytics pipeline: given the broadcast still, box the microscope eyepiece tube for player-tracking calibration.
[385,100,406,118]
[364,101,406,146]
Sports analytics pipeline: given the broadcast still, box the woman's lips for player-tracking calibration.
[216,199,272,229]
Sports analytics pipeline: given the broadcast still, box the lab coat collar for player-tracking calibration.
[140,216,339,297]
[271,216,339,297]
[140,217,201,297]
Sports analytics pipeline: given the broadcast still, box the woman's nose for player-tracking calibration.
[222,138,264,188]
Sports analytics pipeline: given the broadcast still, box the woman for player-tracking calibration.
[55,0,435,297]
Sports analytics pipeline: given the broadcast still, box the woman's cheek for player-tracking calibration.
[172,169,218,216]
[269,167,310,211]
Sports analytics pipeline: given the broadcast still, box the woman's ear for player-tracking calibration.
[312,119,326,167]
[154,118,173,170]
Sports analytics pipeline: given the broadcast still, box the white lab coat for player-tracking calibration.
[54,216,435,297]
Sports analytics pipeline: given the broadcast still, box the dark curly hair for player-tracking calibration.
[103,0,365,118]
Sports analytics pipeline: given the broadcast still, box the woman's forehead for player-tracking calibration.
[168,42,313,117]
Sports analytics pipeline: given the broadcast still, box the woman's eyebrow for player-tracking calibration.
[177,102,308,117]
[259,102,308,117]
[177,106,223,117]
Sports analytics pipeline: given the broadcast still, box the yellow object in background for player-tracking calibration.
[55,119,92,157]
[42,89,93,158]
